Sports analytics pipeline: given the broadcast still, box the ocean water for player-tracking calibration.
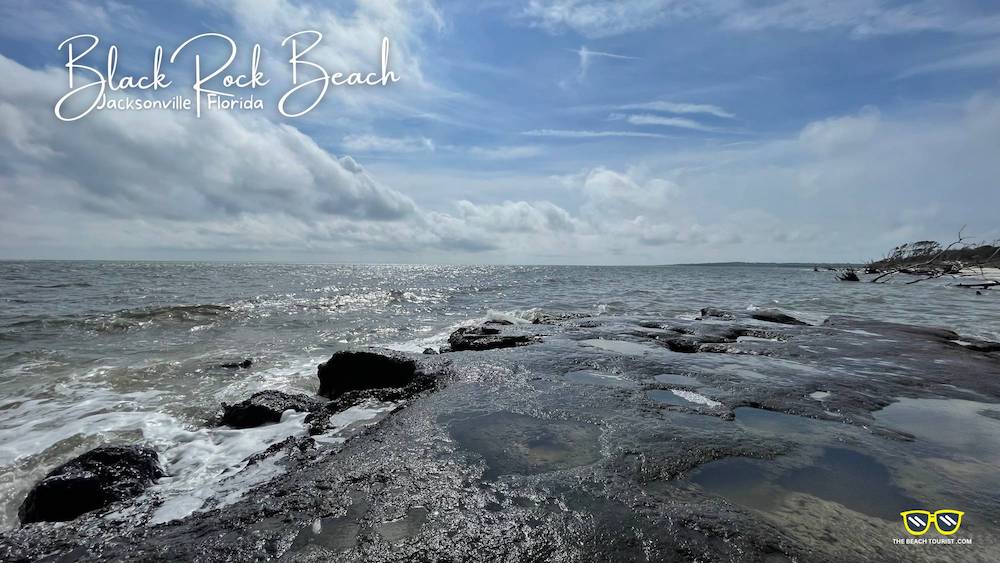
[0,261,997,529]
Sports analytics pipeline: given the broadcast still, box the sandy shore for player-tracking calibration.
[958,266,1000,282]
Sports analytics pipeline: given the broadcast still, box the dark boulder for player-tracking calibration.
[19,445,163,524]
[219,358,253,369]
[317,350,418,400]
[751,309,809,326]
[657,336,702,353]
[422,347,439,355]
[699,307,735,320]
[447,326,537,352]
[220,390,325,428]
[531,312,590,325]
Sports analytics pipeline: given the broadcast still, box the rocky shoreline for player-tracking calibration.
[3,309,1000,561]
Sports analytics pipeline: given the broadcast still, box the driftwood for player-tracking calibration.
[837,269,860,282]
[856,227,1000,285]
[956,281,999,289]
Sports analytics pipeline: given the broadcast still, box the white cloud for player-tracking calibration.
[618,101,735,119]
[522,0,1000,39]
[342,134,436,153]
[455,200,576,233]
[571,45,638,80]
[0,0,142,40]
[612,113,720,132]
[0,55,417,224]
[899,40,1000,78]
[0,53,653,261]
[797,106,881,156]
[189,0,447,119]
[466,145,544,159]
[523,129,671,139]
[195,0,442,77]
[523,0,714,38]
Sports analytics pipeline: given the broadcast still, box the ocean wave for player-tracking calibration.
[2,304,234,335]
[387,308,551,353]
[230,288,447,319]
[484,308,546,324]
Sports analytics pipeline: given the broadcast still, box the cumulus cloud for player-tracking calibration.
[0,53,646,261]
[455,200,576,233]
[0,55,417,224]
[0,45,732,263]
[797,106,881,156]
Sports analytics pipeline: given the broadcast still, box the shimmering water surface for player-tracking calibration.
[1,261,998,528]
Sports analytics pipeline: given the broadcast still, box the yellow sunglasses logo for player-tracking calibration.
[900,510,964,536]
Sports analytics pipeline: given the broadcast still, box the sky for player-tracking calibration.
[1,0,999,264]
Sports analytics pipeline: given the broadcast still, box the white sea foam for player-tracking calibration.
[387,327,455,353]
[148,401,394,524]
[388,308,546,353]
[146,411,308,524]
[485,308,542,324]
[0,355,331,529]
[671,389,722,408]
[314,401,395,445]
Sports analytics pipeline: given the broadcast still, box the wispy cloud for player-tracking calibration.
[523,0,1000,39]
[611,113,720,132]
[523,129,671,139]
[572,45,639,81]
[898,41,1000,78]
[467,145,544,159]
[618,101,735,119]
[342,134,436,153]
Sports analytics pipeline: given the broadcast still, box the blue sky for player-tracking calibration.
[1,0,999,263]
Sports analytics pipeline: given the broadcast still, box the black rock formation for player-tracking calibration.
[317,350,419,400]
[447,326,537,351]
[751,309,809,325]
[220,390,325,428]
[18,445,163,525]
[699,307,735,320]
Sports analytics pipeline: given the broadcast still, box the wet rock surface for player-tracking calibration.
[3,310,1000,562]
[317,350,419,399]
[221,390,325,429]
[17,445,163,525]
[750,308,809,325]
[447,325,539,351]
[699,307,735,320]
